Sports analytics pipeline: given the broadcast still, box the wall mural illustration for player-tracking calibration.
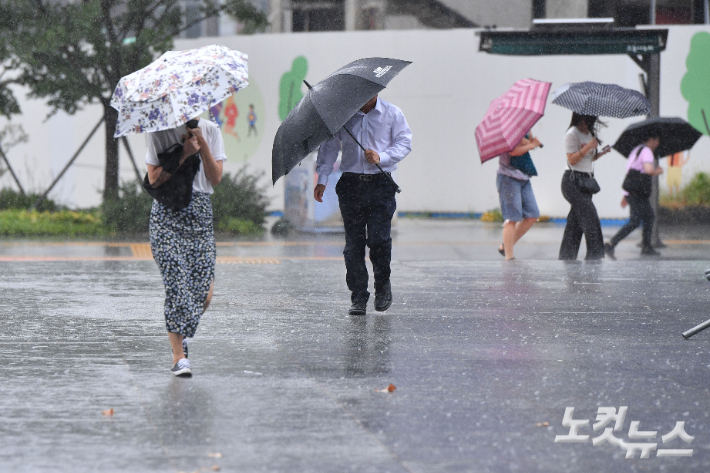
[203,77,265,162]
[279,56,308,121]
[681,31,710,136]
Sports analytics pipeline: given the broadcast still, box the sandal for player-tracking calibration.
[498,243,505,257]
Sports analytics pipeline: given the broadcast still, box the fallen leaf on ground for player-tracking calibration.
[536,422,549,427]
[102,408,114,416]
[375,383,397,393]
[207,453,222,458]
[212,466,221,471]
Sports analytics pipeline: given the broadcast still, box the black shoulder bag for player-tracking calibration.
[142,143,201,210]
[622,147,652,198]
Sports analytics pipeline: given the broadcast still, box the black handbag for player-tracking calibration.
[622,147,652,198]
[142,143,201,210]
[571,171,600,194]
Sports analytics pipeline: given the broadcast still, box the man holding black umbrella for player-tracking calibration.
[314,95,412,315]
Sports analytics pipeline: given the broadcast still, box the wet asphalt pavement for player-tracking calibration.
[3,220,710,472]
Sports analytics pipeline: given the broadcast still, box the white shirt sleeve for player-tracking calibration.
[208,126,227,162]
[564,129,580,154]
[316,133,342,186]
[378,109,412,166]
[145,134,160,166]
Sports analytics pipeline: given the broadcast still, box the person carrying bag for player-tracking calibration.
[605,131,664,258]
[144,117,227,377]
[559,113,611,260]
[143,120,202,210]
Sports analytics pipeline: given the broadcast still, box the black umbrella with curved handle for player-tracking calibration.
[271,57,411,192]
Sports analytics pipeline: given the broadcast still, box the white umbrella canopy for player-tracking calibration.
[110,44,248,137]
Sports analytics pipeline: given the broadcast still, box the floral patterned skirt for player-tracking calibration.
[149,192,215,338]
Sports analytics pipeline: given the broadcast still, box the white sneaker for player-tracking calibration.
[170,358,192,377]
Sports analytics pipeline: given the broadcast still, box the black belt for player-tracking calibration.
[565,169,594,178]
[342,172,391,182]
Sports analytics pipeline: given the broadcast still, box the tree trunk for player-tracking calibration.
[103,105,120,200]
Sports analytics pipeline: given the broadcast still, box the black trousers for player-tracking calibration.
[609,193,654,249]
[336,173,397,303]
[559,171,605,260]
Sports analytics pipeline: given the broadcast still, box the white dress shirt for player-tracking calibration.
[316,98,412,186]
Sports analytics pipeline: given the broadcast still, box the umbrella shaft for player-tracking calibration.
[342,125,401,193]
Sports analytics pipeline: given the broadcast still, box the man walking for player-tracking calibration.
[314,95,412,315]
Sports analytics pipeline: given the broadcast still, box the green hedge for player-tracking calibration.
[0,209,105,236]
[100,168,270,236]
[682,172,710,206]
[0,167,270,237]
[0,189,58,212]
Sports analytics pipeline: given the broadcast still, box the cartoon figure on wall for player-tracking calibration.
[202,78,265,162]
[224,96,240,141]
[279,56,308,121]
[681,31,710,135]
[248,104,257,136]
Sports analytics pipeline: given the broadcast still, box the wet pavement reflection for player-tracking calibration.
[2,221,710,471]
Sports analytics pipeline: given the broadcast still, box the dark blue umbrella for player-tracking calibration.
[272,57,411,192]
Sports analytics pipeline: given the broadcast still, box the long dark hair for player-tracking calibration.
[569,113,607,143]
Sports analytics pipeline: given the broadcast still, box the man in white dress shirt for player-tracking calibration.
[314,95,412,315]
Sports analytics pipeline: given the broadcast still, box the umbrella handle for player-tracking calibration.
[342,125,402,194]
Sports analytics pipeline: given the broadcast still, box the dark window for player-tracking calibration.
[185,2,202,38]
[533,0,546,19]
[692,0,708,23]
[292,0,344,32]
[656,6,692,24]
[614,4,650,27]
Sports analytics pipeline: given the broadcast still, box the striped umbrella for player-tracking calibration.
[550,82,650,118]
[475,78,551,163]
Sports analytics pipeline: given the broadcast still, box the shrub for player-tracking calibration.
[216,217,262,234]
[0,188,58,212]
[102,168,270,236]
[481,208,504,222]
[101,180,153,234]
[682,172,710,206]
[0,209,105,236]
[211,168,270,232]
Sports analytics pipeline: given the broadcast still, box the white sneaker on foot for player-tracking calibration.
[171,358,192,377]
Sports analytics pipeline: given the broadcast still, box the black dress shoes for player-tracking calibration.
[375,283,392,312]
[349,301,367,316]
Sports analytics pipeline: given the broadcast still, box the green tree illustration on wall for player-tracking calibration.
[279,56,308,121]
[681,32,710,135]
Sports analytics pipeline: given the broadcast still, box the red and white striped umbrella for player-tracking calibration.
[475,79,551,163]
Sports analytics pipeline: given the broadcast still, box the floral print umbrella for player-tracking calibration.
[110,44,248,137]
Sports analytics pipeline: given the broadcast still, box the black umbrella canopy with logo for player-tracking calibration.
[613,117,703,158]
[271,57,411,190]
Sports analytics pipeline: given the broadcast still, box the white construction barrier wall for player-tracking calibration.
[1,26,708,218]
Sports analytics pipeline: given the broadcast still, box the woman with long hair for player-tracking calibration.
[146,117,226,377]
[559,113,611,260]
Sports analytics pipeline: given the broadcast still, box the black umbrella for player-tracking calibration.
[551,82,650,118]
[613,117,703,158]
[272,57,411,192]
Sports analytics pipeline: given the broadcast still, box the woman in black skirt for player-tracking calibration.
[146,118,226,376]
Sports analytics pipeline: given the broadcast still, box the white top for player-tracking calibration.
[564,126,597,173]
[316,98,412,186]
[145,119,227,194]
